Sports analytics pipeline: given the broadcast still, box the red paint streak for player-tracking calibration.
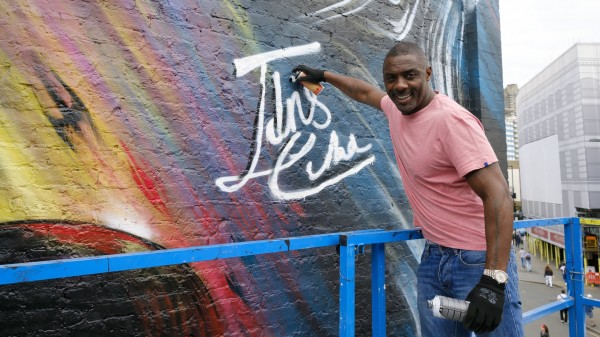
[191,261,264,336]
[121,141,170,216]
[23,222,153,254]
[288,202,305,217]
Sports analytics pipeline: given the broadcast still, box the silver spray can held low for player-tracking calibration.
[427,295,470,322]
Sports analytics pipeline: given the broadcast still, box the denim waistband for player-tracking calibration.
[424,240,462,255]
[425,240,516,257]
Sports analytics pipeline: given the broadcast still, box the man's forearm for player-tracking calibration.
[465,163,514,272]
[323,71,385,110]
[483,193,514,271]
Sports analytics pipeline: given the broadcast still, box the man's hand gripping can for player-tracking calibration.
[290,71,324,95]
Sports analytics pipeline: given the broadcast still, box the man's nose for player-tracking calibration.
[393,77,408,90]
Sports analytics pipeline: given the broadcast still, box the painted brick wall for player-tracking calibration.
[0,1,504,336]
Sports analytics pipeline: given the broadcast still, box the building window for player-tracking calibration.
[555,90,563,108]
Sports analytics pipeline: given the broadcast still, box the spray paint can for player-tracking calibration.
[290,71,324,95]
[427,295,470,322]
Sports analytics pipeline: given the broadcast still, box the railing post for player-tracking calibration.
[564,217,585,336]
[371,243,386,336]
[339,238,356,337]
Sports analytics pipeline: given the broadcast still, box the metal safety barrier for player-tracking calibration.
[1,217,599,336]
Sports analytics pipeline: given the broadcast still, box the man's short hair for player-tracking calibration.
[385,41,429,67]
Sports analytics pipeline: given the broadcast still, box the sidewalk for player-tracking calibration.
[515,237,567,287]
[516,255,566,288]
[516,240,600,335]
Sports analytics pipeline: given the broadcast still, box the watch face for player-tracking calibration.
[496,271,508,283]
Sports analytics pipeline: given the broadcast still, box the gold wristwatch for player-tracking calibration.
[483,269,509,284]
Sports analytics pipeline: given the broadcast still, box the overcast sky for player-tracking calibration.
[499,1,600,88]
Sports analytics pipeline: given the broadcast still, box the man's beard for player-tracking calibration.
[391,91,418,114]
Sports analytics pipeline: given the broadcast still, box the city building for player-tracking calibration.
[517,43,600,270]
[505,84,519,161]
[505,84,521,212]
[518,43,600,219]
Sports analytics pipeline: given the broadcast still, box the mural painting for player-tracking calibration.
[0,1,504,336]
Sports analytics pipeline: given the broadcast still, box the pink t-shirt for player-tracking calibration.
[381,93,498,250]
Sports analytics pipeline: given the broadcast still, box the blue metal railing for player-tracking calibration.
[1,217,599,336]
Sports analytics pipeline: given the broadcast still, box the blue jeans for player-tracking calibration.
[417,241,524,337]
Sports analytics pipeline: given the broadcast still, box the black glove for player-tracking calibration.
[292,65,326,83]
[463,275,505,334]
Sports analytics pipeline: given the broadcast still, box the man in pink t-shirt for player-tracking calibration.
[293,41,523,337]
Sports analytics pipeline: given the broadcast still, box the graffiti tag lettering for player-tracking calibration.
[216,43,375,200]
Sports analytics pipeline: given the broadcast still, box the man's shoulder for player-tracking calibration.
[380,95,400,118]
[434,93,474,116]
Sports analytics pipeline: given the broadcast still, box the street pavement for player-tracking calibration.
[518,241,600,337]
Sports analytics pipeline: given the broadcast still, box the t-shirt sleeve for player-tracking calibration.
[380,95,393,119]
[442,115,498,177]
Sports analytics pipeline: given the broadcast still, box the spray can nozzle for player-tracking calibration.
[289,71,324,95]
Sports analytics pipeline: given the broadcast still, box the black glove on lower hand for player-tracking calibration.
[463,275,505,334]
[292,65,326,83]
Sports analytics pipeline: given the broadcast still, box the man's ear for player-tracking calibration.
[426,66,432,81]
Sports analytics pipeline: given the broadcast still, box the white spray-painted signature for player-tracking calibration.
[215,42,375,200]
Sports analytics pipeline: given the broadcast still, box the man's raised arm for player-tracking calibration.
[292,65,386,111]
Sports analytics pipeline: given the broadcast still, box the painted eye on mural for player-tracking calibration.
[32,64,99,151]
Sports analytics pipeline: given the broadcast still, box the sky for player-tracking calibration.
[499,1,600,88]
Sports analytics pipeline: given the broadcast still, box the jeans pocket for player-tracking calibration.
[420,244,432,263]
[458,250,486,267]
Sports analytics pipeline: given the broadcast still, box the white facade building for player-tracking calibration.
[518,43,600,219]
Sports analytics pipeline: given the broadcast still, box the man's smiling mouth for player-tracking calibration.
[396,93,412,102]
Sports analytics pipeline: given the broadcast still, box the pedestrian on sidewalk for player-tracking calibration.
[545,265,554,287]
[557,289,568,323]
[525,252,532,272]
[519,248,526,269]
[540,323,549,337]
[586,294,596,327]
[559,261,567,284]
